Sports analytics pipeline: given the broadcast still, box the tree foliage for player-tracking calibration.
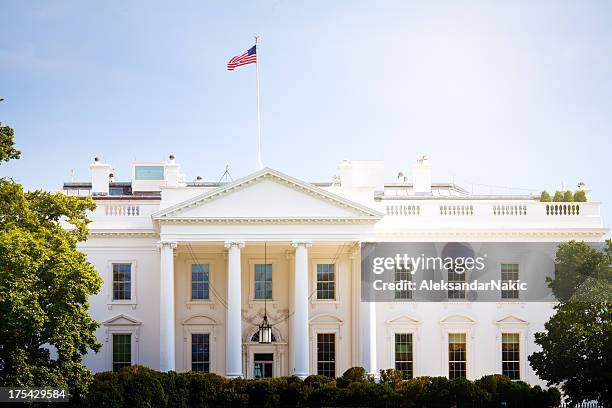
[0,124,101,397]
[539,190,551,202]
[0,125,21,163]
[529,241,612,407]
[574,190,587,202]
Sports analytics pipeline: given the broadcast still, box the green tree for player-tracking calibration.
[540,190,551,202]
[563,190,574,202]
[0,125,101,397]
[553,191,564,202]
[0,125,21,163]
[529,241,612,407]
[574,190,587,202]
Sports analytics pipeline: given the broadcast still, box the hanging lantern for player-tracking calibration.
[258,314,272,344]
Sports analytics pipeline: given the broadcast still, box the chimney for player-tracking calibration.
[164,154,184,187]
[412,155,431,195]
[90,157,112,195]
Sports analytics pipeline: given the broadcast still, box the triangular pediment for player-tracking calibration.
[103,314,142,326]
[152,168,383,222]
[386,314,422,325]
[439,314,476,325]
[494,315,529,326]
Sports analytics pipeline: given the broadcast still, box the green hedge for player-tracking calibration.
[71,366,561,408]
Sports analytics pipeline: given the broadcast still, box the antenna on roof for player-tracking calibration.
[219,164,234,183]
[70,169,75,182]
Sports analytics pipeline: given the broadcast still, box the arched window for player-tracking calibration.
[251,331,277,342]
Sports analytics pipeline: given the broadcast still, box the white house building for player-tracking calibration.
[62,155,607,384]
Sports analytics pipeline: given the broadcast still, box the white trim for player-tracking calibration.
[384,315,422,376]
[184,259,216,308]
[439,314,476,379]
[248,258,280,309]
[494,315,529,381]
[309,313,344,376]
[310,259,341,306]
[106,260,138,309]
[182,315,218,373]
[103,314,142,371]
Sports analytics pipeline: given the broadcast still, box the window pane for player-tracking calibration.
[254,264,272,300]
[191,333,210,372]
[135,166,164,180]
[502,333,520,380]
[448,333,466,379]
[112,334,131,372]
[395,333,413,378]
[448,268,466,299]
[501,264,519,299]
[191,264,210,300]
[316,264,335,300]
[112,263,131,300]
[317,333,336,377]
[394,262,413,300]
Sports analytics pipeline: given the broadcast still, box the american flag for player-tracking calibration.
[227,45,257,71]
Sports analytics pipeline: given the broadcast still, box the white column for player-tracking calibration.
[225,240,245,378]
[158,240,177,372]
[362,301,378,379]
[291,240,312,378]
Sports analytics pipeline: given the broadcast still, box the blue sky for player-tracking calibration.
[1,1,610,232]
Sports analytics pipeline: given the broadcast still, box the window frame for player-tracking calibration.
[501,332,521,380]
[107,260,137,308]
[248,259,279,307]
[103,314,141,372]
[494,316,528,381]
[394,333,414,378]
[316,332,336,378]
[310,259,341,306]
[447,267,466,300]
[394,261,413,301]
[448,332,467,379]
[439,314,474,379]
[190,333,211,372]
[134,165,165,181]
[182,315,218,373]
[500,263,520,300]
[112,333,132,372]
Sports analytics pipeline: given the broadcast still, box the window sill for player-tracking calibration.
[107,302,137,310]
[310,299,341,308]
[496,301,527,308]
[186,300,215,309]
[248,300,279,309]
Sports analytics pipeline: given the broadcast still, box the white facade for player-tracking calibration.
[64,156,607,384]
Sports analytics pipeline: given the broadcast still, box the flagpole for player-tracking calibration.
[255,35,263,171]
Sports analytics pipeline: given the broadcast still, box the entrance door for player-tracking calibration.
[253,353,274,378]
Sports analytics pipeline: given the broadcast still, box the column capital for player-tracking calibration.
[224,240,245,249]
[291,240,312,248]
[157,240,177,250]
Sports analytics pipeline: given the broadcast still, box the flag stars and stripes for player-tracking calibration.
[227,45,257,71]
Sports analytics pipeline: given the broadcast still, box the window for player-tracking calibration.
[448,333,466,379]
[447,268,466,299]
[501,264,519,299]
[112,334,131,372]
[254,264,272,300]
[191,264,210,300]
[502,333,520,380]
[134,165,164,180]
[317,333,336,377]
[254,353,274,378]
[394,262,413,300]
[191,333,210,372]
[316,264,335,300]
[112,263,132,300]
[395,333,413,378]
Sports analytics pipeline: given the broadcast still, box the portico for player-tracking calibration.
[151,168,382,377]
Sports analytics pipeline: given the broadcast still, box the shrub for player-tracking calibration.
[337,366,368,387]
[563,190,574,202]
[540,190,551,202]
[78,368,563,407]
[553,190,564,202]
[574,190,587,202]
